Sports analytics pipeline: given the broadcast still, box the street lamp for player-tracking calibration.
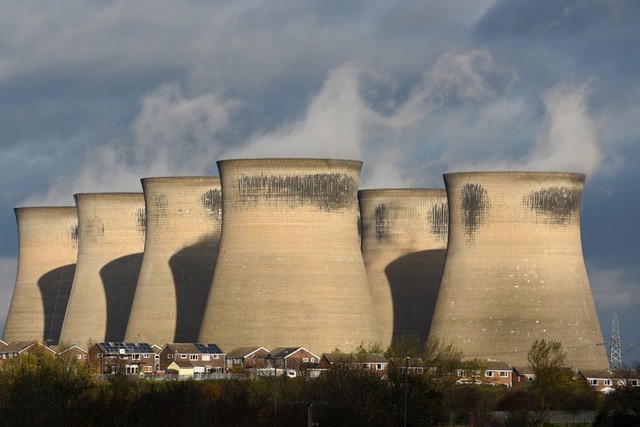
[266,353,277,427]
[403,356,410,427]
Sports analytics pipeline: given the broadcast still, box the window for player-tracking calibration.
[499,371,509,377]
[302,357,309,363]
[213,354,219,359]
[181,354,187,359]
[155,354,160,360]
[604,379,612,386]
[311,358,315,363]
[194,366,205,373]
[457,370,466,377]
[202,355,211,361]
[415,368,424,374]
[590,379,599,386]
[485,371,493,377]
[144,366,152,372]
[632,380,639,386]
[376,364,384,371]
[143,354,150,359]
[190,354,198,361]
[132,354,140,361]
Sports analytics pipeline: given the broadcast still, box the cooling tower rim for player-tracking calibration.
[140,176,220,184]
[217,157,363,170]
[443,171,585,182]
[73,192,144,203]
[358,188,446,197]
[14,206,76,214]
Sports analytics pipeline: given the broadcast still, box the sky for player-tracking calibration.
[1,0,638,363]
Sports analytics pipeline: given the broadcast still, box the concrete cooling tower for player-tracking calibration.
[199,158,380,354]
[359,189,448,349]
[59,193,145,347]
[428,172,609,370]
[125,177,222,345]
[3,207,78,344]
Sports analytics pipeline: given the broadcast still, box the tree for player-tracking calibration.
[527,339,580,424]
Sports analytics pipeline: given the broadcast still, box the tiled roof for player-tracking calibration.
[168,360,194,369]
[485,361,511,371]
[97,342,154,355]
[323,353,387,364]
[165,343,224,355]
[226,346,267,358]
[0,341,38,354]
[270,347,319,359]
[579,369,640,380]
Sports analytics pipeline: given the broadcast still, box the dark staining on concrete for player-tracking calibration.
[375,203,389,241]
[237,173,358,211]
[524,186,582,225]
[136,208,146,231]
[154,194,169,210]
[429,202,449,241]
[70,224,79,242]
[461,183,488,239]
[202,189,222,219]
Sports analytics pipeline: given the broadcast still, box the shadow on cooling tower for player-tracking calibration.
[169,237,219,343]
[37,263,76,344]
[385,249,446,346]
[100,253,143,342]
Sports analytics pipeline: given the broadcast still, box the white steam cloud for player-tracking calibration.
[21,49,604,206]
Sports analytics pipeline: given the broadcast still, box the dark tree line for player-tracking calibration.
[1,340,638,426]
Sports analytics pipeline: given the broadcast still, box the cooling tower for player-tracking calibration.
[199,158,380,354]
[125,177,222,345]
[428,172,608,369]
[359,189,448,348]
[59,193,145,347]
[3,207,78,344]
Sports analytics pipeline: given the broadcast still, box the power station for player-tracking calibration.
[428,172,609,370]
[125,177,222,345]
[2,163,611,371]
[198,158,380,354]
[359,189,448,348]
[3,207,78,344]
[59,193,146,348]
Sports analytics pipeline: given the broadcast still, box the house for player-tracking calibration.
[0,341,56,359]
[167,360,196,377]
[320,353,389,377]
[393,357,426,375]
[479,361,512,387]
[512,366,536,388]
[55,344,88,362]
[268,347,320,374]
[158,343,225,374]
[151,344,162,371]
[226,346,270,372]
[578,369,640,393]
[88,342,155,375]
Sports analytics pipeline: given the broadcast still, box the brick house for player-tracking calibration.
[268,347,320,374]
[226,346,270,372]
[578,369,640,393]
[512,366,536,388]
[88,342,155,375]
[454,361,512,387]
[158,343,225,374]
[0,341,56,360]
[320,353,389,378]
[480,361,512,387]
[56,344,88,362]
